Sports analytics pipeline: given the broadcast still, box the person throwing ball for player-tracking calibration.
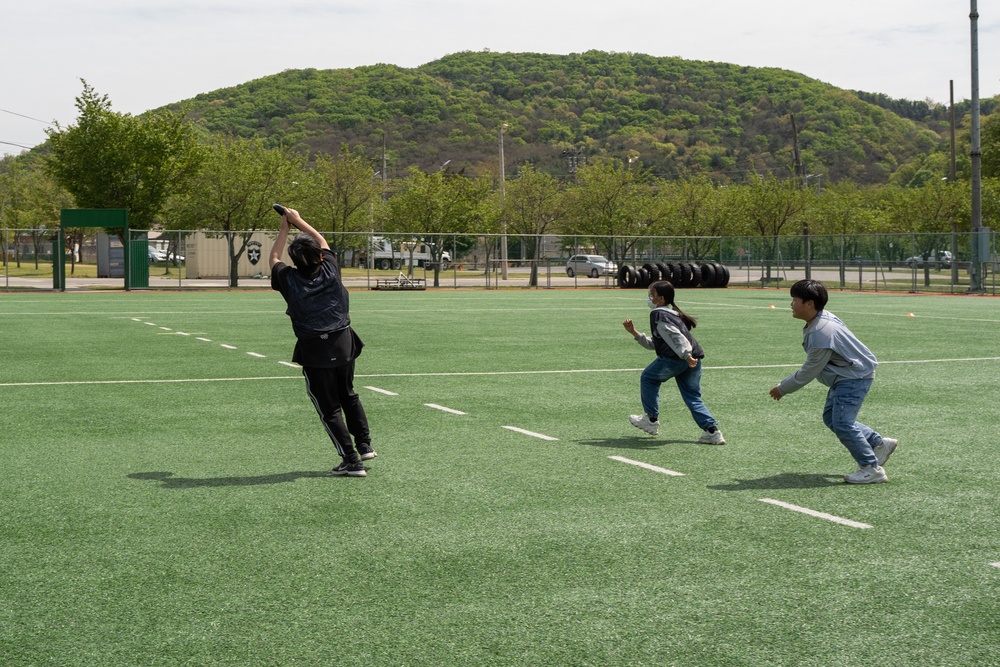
[623,280,725,445]
[769,280,897,484]
[269,207,375,477]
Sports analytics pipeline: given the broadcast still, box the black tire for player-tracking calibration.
[699,263,716,288]
[637,266,650,289]
[675,262,692,287]
[663,262,677,284]
[642,263,660,282]
[618,264,637,288]
[567,267,575,278]
[687,263,702,288]
[590,268,599,278]
[378,258,391,270]
[656,263,671,283]
[716,264,731,288]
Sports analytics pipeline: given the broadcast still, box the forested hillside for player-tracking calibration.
[170,50,956,185]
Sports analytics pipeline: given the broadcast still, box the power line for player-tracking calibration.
[1,140,35,149]
[0,108,52,125]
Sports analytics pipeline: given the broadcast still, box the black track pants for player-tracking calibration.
[302,361,370,462]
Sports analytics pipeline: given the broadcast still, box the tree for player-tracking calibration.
[0,155,73,270]
[45,81,203,230]
[299,145,382,266]
[386,167,491,286]
[562,160,657,263]
[983,114,1000,179]
[177,135,303,287]
[729,173,808,280]
[496,165,566,286]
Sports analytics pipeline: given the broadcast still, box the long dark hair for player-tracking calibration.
[650,280,697,329]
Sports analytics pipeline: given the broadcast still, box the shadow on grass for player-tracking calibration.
[576,436,695,451]
[707,473,844,491]
[127,470,330,488]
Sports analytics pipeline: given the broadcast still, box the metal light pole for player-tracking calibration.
[970,0,983,292]
[499,123,509,280]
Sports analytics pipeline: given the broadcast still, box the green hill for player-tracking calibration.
[171,50,950,184]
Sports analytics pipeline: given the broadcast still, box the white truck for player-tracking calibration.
[350,236,450,271]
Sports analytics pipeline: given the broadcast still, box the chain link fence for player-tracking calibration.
[4,227,998,294]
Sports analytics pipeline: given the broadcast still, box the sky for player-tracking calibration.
[3,0,999,158]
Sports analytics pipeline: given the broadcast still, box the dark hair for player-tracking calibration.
[650,280,697,329]
[288,234,323,273]
[789,279,828,311]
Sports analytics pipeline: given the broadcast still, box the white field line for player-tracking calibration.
[364,386,398,396]
[196,337,213,342]
[425,403,467,415]
[220,344,238,350]
[991,562,1000,569]
[246,352,266,358]
[760,498,872,529]
[608,456,684,476]
[6,357,1000,389]
[502,426,558,441]
[0,376,301,388]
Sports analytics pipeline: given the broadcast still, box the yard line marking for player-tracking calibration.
[0,376,301,388]
[144,322,157,326]
[279,361,300,368]
[425,403,466,415]
[159,327,172,331]
[176,332,190,336]
[365,386,398,395]
[196,337,213,342]
[220,344,238,350]
[760,498,872,529]
[502,426,558,441]
[991,562,1000,569]
[246,352,266,358]
[608,456,684,476]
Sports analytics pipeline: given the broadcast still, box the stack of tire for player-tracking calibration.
[617,262,730,289]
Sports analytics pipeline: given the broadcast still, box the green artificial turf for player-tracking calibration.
[1,287,998,666]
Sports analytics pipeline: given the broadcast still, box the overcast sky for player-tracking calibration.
[3,0,998,157]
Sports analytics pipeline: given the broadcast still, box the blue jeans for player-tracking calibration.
[822,378,883,467]
[639,356,718,430]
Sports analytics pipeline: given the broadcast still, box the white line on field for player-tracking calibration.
[502,426,558,441]
[991,562,1000,569]
[196,337,213,342]
[144,322,157,326]
[279,361,300,368]
[159,327,172,331]
[608,456,684,476]
[425,403,466,415]
[246,352,266,358]
[0,376,301,388]
[220,344,238,350]
[760,498,872,529]
[365,386,398,395]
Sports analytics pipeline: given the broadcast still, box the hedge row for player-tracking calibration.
[618,262,731,289]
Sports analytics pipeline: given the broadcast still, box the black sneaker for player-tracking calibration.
[357,445,378,461]
[330,461,367,477]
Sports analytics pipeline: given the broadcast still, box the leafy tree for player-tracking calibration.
[177,135,303,287]
[562,160,658,262]
[983,114,1000,179]
[386,167,491,286]
[0,156,73,269]
[299,145,382,266]
[729,173,808,279]
[45,81,203,230]
[496,165,566,286]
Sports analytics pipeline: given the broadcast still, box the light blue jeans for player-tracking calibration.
[822,378,883,468]
[639,356,718,431]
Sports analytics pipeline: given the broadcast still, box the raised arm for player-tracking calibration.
[284,207,330,251]
[269,216,290,270]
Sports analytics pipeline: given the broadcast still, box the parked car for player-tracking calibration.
[905,251,952,268]
[566,254,617,278]
[148,247,184,265]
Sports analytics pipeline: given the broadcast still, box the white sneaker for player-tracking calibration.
[843,464,888,484]
[873,438,898,466]
[629,414,659,435]
[698,429,726,445]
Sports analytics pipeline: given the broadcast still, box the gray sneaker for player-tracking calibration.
[843,465,887,484]
[873,438,897,466]
[629,414,659,435]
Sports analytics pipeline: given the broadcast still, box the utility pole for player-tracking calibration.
[969,1,983,292]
